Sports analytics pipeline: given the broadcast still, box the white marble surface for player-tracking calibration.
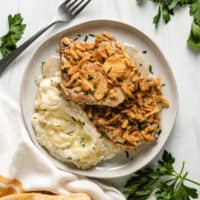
[0,0,200,190]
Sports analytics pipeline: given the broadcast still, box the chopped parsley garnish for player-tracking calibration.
[87,74,93,81]
[66,157,72,160]
[88,33,95,37]
[41,61,45,69]
[148,65,154,74]
[84,35,88,42]
[73,37,79,41]
[80,138,85,147]
[115,141,122,144]
[142,50,147,54]
[139,63,143,67]
[73,34,81,41]
[125,151,129,158]
[66,131,73,136]
[162,83,166,87]
[77,120,85,127]
[93,84,97,92]
[107,67,112,73]
[157,129,162,135]
[82,143,85,147]
[99,132,107,139]
[92,146,96,150]
[71,117,76,122]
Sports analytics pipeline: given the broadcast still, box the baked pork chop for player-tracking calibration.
[59,32,169,150]
[58,32,142,107]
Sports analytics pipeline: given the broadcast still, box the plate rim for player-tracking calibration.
[20,19,179,178]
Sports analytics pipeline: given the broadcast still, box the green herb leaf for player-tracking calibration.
[137,0,200,49]
[142,50,147,54]
[84,35,88,42]
[41,61,46,70]
[162,6,171,23]
[93,84,97,92]
[123,150,200,200]
[169,0,179,10]
[73,37,79,41]
[87,74,93,80]
[153,6,161,28]
[115,141,122,144]
[148,65,154,74]
[174,182,198,199]
[66,131,73,136]
[0,13,26,57]
[190,0,200,25]
[88,33,95,37]
[80,138,85,147]
[157,129,162,135]
[71,117,76,121]
[188,0,200,49]
[125,151,129,158]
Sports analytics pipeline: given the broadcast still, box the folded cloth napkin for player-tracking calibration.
[0,94,125,200]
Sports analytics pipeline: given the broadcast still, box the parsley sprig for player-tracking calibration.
[151,0,194,28]
[123,150,200,199]
[0,13,26,57]
[188,0,200,48]
[137,0,200,49]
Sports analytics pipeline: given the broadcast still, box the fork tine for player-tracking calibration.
[70,0,84,12]
[67,0,79,9]
[60,0,73,7]
[72,0,91,16]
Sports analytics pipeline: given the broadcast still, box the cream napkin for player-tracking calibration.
[0,94,125,200]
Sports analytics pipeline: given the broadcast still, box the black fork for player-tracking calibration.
[0,0,91,75]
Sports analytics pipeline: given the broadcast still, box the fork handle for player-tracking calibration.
[0,21,58,75]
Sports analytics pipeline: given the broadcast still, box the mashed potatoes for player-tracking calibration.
[32,56,120,169]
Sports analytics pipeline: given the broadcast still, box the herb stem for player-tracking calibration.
[181,176,200,186]
[173,161,185,187]
[171,172,200,186]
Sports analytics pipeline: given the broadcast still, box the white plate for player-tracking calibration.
[20,20,178,178]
